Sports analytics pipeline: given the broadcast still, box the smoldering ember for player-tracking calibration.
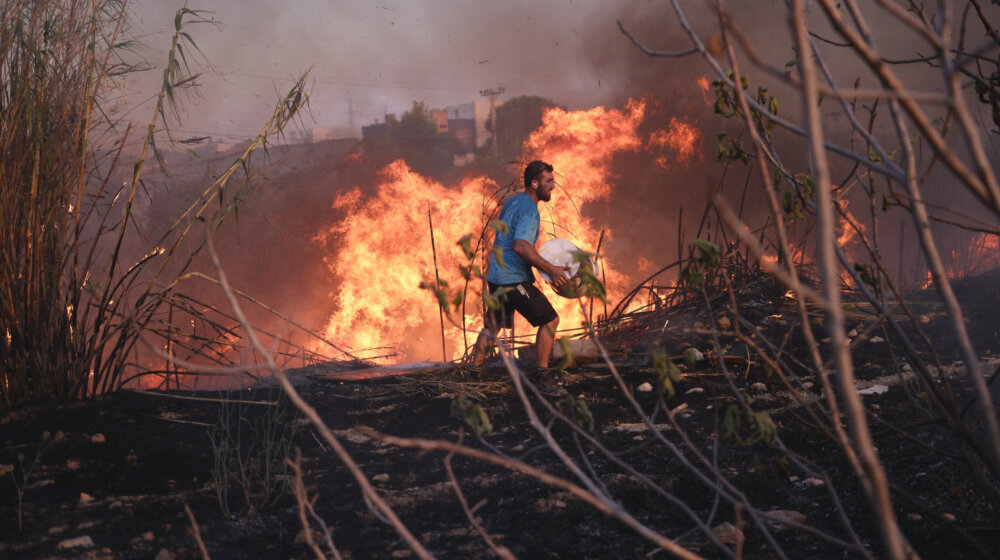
[4,1,1000,559]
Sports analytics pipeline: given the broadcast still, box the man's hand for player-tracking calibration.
[513,239,572,288]
[546,264,573,288]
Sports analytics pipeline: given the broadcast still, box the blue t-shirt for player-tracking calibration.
[487,193,539,285]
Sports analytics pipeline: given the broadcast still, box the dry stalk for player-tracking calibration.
[288,448,343,560]
[789,3,911,556]
[442,433,517,560]
[184,502,212,560]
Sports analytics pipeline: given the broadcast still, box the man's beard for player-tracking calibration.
[538,190,552,202]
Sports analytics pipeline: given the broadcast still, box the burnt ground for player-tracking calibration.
[4,271,1000,559]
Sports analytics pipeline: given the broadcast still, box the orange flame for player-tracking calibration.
[315,161,496,362]
[316,97,706,363]
[649,117,702,168]
[696,76,711,105]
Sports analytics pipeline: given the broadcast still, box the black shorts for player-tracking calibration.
[485,281,558,330]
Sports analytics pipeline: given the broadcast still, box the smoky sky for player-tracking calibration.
[127,1,1000,142]
[126,1,728,139]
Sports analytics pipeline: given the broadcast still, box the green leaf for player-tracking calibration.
[785,59,798,68]
[682,347,700,367]
[419,281,450,311]
[801,175,814,199]
[490,220,509,234]
[557,338,574,372]
[714,96,729,116]
[484,286,513,310]
[782,191,804,218]
[560,395,595,432]
[451,397,493,436]
[768,96,779,115]
[457,235,474,259]
[483,291,501,310]
[752,411,777,445]
[724,405,742,443]
[652,346,680,397]
[492,246,506,270]
[680,267,704,287]
[434,288,448,310]
[691,239,721,267]
[717,143,730,162]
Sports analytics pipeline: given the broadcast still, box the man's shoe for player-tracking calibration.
[530,367,567,398]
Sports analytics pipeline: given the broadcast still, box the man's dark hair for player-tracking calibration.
[524,160,553,189]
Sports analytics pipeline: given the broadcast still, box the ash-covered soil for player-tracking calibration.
[4,272,1000,559]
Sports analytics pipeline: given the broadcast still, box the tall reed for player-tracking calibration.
[0,1,308,411]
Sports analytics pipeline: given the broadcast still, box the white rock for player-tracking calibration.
[943,513,956,521]
[372,473,390,483]
[847,329,858,338]
[90,434,106,444]
[391,549,413,558]
[78,492,94,505]
[859,384,889,395]
[636,382,653,393]
[686,387,704,394]
[750,382,768,393]
[907,513,922,521]
[870,336,885,343]
[58,536,95,550]
[684,347,705,363]
[48,525,69,535]
[805,477,825,487]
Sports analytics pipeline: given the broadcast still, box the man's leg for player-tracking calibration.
[534,315,560,368]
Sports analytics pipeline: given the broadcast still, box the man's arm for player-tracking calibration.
[513,239,572,288]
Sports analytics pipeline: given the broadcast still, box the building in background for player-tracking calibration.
[359,100,500,166]
[430,109,449,133]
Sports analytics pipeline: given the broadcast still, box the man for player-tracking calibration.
[472,160,571,397]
